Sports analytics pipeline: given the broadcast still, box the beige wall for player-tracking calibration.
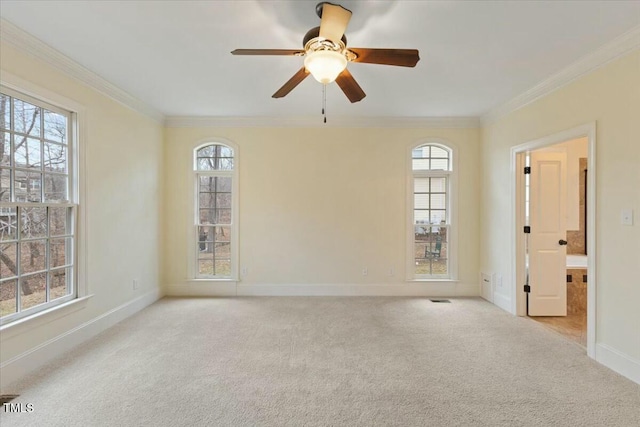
[164,127,481,292]
[481,51,640,360]
[0,42,164,367]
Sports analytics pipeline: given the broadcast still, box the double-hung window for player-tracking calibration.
[410,143,453,279]
[0,88,76,324]
[194,143,236,279]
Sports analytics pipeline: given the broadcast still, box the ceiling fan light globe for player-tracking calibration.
[304,50,347,84]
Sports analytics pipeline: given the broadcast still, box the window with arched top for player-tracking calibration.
[409,143,454,279]
[194,143,237,279]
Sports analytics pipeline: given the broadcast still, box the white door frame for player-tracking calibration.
[510,122,596,358]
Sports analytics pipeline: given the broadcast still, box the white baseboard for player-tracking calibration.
[595,343,640,385]
[166,281,237,296]
[492,291,512,314]
[0,288,162,391]
[166,282,478,297]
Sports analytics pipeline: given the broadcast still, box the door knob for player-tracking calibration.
[559,239,568,245]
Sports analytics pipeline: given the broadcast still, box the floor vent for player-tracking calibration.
[0,395,19,405]
[430,299,451,303]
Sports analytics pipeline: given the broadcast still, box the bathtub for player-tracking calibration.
[567,254,588,268]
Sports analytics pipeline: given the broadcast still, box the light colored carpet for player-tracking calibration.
[1,297,639,426]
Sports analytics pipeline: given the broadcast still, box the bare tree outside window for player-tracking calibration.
[195,144,234,278]
[0,90,75,322]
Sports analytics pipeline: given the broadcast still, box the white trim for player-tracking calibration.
[189,138,239,281]
[595,344,640,385]
[0,18,164,123]
[492,291,512,313]
[166,282,477,297]
[165,116,480,129]
[482,25,640,124]
[0,76,90,318]
[0,289,162,391]
[510,122,597,358]
[406,139,458,281]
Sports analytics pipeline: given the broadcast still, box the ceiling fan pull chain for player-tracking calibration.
[323,83,327,123]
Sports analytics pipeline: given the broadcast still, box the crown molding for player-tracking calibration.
[0,18,165,123]
[164,115,480,129]
[482,25,640,125]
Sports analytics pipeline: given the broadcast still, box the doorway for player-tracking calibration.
[511,123,596,358]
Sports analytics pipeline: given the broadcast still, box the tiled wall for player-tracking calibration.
[567,158,587,254]
[567,268,587,314]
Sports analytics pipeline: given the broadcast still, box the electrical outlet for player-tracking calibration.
[621,209,633,226]
[133,279,139,290]
[241,267,249,276]
[388,268,395,277]
[362,267,368,276]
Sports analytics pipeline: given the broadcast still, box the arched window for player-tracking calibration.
[410,143,453,278]
[194,143,236,278]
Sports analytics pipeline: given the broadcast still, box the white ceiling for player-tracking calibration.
[1,1,639,119]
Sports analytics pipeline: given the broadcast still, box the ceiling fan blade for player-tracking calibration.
[319,3,352,43]
[231,49,304,56]
[335,68,366,103]
[349,48,420,67]
[272,67,310,98]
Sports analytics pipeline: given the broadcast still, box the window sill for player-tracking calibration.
[408,279,459,283]
[188,279,238,284]
[0,295,94,340]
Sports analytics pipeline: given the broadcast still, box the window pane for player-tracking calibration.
[214,259,231,277]
[21,207,48,238]
[430,177,446,192]
[13,99,41,137]
[0,167,10,201]
[0,243,18,280]
[20,272,47,310]
[414,194,429,209]
[14,136,42,169]
[414,178,429,193]
[20,240,46,274]
[15,170,42,202]
[216,177,232,192]
[414,210,429,224]
[216,193,232,209]
[198,259,214,276]
[430,146,449,158]
[216,209,232,224]
[50,267,71,300]
[49,207,71,236]
[430,193,446,210]
[215,226,231,243]
[430,158,448,170]
[43,110,67,144]
[50,237,72,268]
[0,207,17,241]
[412,158,430,171]
[0,94,10,130]
[0,279,17,317]
[43,142,66,172]
[198,176,214,192]
[430,210,446,224]
[196,145,234,171]
[44,173,68,202]
[1,131,9,167]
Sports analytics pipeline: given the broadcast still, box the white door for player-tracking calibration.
[528,151,567,316]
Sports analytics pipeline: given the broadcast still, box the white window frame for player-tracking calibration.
[191,140,239,281]
[406,140,458,281]
[0,82,86,326]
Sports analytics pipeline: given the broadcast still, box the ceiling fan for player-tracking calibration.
[231,2,420,103]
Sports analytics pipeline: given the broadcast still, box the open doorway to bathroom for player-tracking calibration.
[511,123,596,357]
[525,137,588,347]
